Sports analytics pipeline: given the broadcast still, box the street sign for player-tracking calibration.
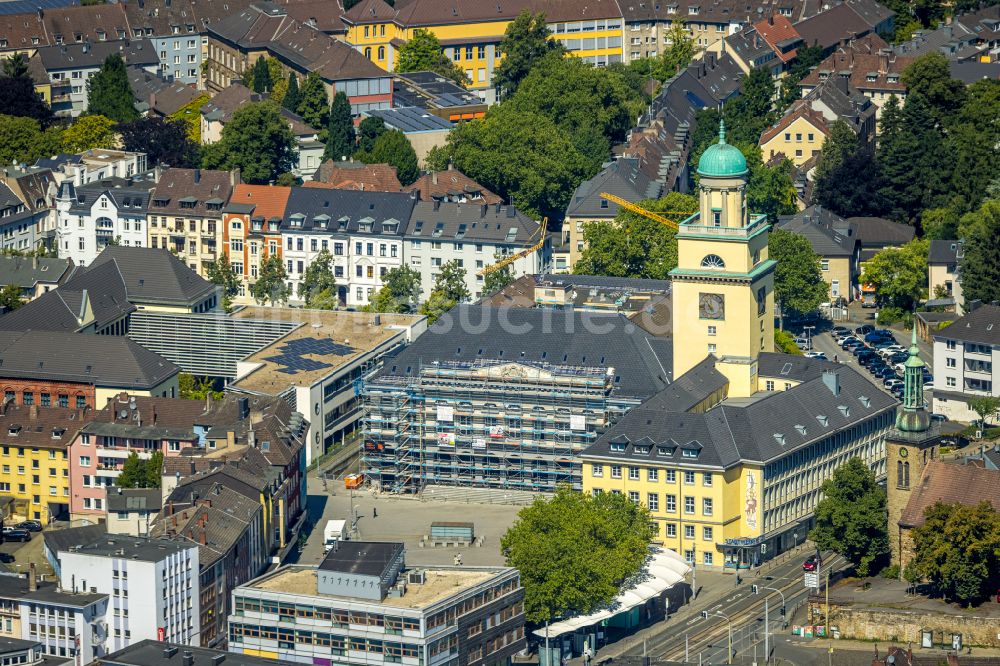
[804,572,819,589]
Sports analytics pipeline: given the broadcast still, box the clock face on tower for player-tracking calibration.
[699,293,725,319]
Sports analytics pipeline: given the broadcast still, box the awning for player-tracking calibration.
[532,549,692,639]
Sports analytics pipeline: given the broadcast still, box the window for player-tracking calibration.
[684,496,695,514]
[665,494,676,512]
[766,380,775,391]
[684,524,695,539]
[610,465,622,479]
[666,523,677,537]
[628,466,640,480]
[79,456,91,467]
[821,259,829,271]
[946,358,956,368]
[702,473,712,486]
[591,464,603,477]
[628,491,640,504]
[647,493,659,511]
[77,396,86,408]
[684,470,695,485]
[665,469,676,483]
[703,498,713,516]
[647,468,658,481]
[703,551,714,565]
[708,325,716,336]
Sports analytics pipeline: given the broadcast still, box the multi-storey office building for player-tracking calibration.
[228,541,525,666]
[361,304,672,493]
[55,176,155,266]
[57,535,200,651]
[932,303,1000,422]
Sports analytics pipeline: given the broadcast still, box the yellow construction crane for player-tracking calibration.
[598,192,693,230]
[478,217,548,277]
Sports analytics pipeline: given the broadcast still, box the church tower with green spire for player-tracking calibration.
[885,327,940,574]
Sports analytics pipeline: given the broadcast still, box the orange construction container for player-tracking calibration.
[344,473,364,489]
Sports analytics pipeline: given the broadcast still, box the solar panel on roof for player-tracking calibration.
[263,337,355,375]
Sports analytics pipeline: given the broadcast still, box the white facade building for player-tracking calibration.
[57,535,200,653]
[932,303,1000,423]
[55,177,154,267]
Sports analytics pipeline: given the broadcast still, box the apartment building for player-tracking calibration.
[0,182,50,255]
[0,572,110,664]
[55,176,155,266]
[0,403,82,525]
[57,535,201,651]
[205,3,391,114]
[228,541,525,666]
[0,255,73,302]
[362,304,672,493]
[928,240,964,315]
[147,168,236,278]
[583,363,896,568]
[932,303,1000,423]
[229,308,426,465]
[36,150,148,189]
[222,184,291,303]
[30,40,159,118]
[342,0,624,100]
[106,488,161,537]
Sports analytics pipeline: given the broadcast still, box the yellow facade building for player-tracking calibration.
[0,404,80,525]
[342,0,625,97]
[582,125,898,570]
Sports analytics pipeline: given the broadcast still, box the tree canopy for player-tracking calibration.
[359,129,419,186]
[0,115,63,165]
[395,29,467,86]
[282,73,300,113]
[250,55,272,93]
[859,238,929,310]
[356,116,387,154]
[119,117,198,168]
[810,457,889,577]
[298,249,337,307]
[905,501,1000,605]
[324,91,355,161]
[62,115,117,152]
[483,250,515,296]
[768,228,828,323]
[0,284,23,311]
[365,265,423,314]
[116,451,164,489]
[0,54,53,125]
[812,121,885,218]
[86,54,139,123]
[202,102,296,184]
[250,253,291,305]
[958,198,1000,310]
[574,192,697,278]
[296,72,329,130]
[206,251,240,312]
[492,11,564,100]
[501,486,655,624]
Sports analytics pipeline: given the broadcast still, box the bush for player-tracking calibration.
[876,306,911,327]
[774,329,803,355]
[881,564,900,579]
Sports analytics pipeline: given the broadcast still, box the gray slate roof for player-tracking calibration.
[89,246,217,306]
[0,329,178,388]
[566,158,661,218]
[64,176,156,216]
[583,361,896,468]
[928,239,961,265]
[376,304,672,400]
[282,187,416,234]
[106,487,162,513]
[776,205,855,257]
[406,201,540,245]
[35,39,158,71]
[934,304,1000,346]
[0,255,72,290]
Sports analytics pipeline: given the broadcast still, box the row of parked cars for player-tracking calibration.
[1,520,42,543]
[832,325,934,400]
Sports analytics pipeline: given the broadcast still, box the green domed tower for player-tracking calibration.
[697,120,748,178]
[896,328,930,433]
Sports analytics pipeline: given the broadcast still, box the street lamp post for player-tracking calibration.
[701,610,733,664]
[753,584,786,664]
[803,325,815,351]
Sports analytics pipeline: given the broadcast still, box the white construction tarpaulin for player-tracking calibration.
[532,549,692,639]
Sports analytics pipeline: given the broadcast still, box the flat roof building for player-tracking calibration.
[228,541,524,666]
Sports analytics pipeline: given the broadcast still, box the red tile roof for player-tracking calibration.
[313,161,403,192]
[759,104,831,144]
[799,34,911,94]
[404,168,502,204]
[899,460,1000,528]
[230,184,292,219]
[753,14,801,62]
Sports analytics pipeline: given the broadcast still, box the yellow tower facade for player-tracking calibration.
[670,123,775,397]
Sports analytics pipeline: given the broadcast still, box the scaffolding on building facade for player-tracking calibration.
[361,359,639,494]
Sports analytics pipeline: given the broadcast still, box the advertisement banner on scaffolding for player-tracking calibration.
[437,433,455,447]
[472,438,486,449]
[488,425,505,438]
[570,414,586,431]
[437,405,454,422]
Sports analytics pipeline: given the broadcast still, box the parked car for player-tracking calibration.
[888,352,909,364]
[855,325,875,335]
[2,528,30,542]
[805,351,827,360]
[0,553,14,564]
[884,379,903,389]
[14,521,41,532]
[793,337,811,349]
[865,332,892,344]
[831,326,850,336]
[930,414,947,423]
[841,337,861,349]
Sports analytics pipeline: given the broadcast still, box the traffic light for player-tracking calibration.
[780,606,786,617]
[701,611,709,620]
[752,584,759,594]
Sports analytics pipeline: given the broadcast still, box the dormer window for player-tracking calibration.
[656,446,675,456]
[383,219,398,233]
[682,448,699,458]
[688,5,699,14]
[179,196,198,209]
[289,213,305,228]
[816,414,829,427]
[413,220,424,235]
[358,217,374,233]
[8,425,21,436]
[432,222,444,237]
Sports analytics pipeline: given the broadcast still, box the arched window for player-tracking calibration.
[377,45,385,60]
[364,47,372,59]
[700,254,726,269]
[904,461,910,487]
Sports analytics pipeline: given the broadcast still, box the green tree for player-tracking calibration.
[768,228,828,327]
[299,249,337,307]
[296,72,329,130]
[492,11,564,99]
[746,149,798,222]
[418,290,457,323]
[202,102,296,184]
[447,104,591,220]
[324,91,355,161]
[877,93,946,223]
[360,129,419,185]
[178,373,223,400]
[62,115,117,152]
[282,72,300,113]
[920,206,960,240]
[859,238,929,310]
[2,53,27,78]
[959,200,1000,309]
[812,121,886,217]
[483,250,515,295]
[250,55,272,93]
[395,29,467,86]
[727,67,777,144]
[0,115,62,166]
[250,253,291,305]
[116,451,164,488]
[365,265,422,314]
[356,116,386,154]
[118,117,198,168]
[901,53,966,126]
[501,486,655,625]
[206,251,240,312]
[432,259,469,302]
[86,54,138,123]
[144,450,164,488]
[506,53,643,171]
[969,396,1000,432]
[652,20,697,80]
[905,501,1000,604]
[810,458,889,577]
[0,54,53,125]
[574,193,697,278]
[0,283,23,311]
[779,44,825,107]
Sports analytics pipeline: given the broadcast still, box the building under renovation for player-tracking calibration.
[361,304,673,493]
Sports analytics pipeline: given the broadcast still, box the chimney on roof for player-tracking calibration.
[193,168,201,184]
[835,73,849,95]
[878,48,889,74]
[29,563,37,592]
[198,529,206,545]
[78,288,88,322]
[822,370,840,396]
[433,199,440,211]
[36,7,43,20]
[231,168,241,187]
